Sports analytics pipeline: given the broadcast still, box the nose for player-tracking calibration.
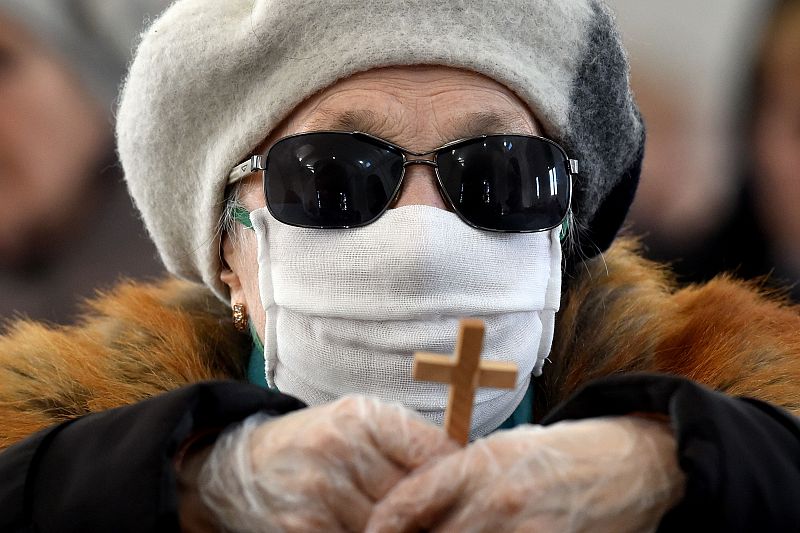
[391,161,450,210]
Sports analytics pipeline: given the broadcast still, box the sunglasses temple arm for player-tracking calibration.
[227,155,265,185]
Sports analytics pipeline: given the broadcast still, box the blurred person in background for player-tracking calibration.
[631,0,800,300]
[0,0,168,324]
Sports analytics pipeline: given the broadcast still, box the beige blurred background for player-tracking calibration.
[608,0,800,299]
[608,0,769,246]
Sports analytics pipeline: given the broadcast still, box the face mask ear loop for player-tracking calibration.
[559,216,570,242]
[233,205,254,230]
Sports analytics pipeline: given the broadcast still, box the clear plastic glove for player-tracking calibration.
[366,416,686,533]
[198,395,458,532]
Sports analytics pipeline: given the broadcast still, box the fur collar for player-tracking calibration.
[2,238,798,449]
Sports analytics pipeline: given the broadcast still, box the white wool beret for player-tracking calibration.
[118,0,644,301]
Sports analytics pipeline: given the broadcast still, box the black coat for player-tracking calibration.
[1,377,798,531]
[1,241,798,531]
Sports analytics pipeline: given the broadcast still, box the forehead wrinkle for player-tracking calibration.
[297,107,537,150]
[449,111,537,138]
[302,109,395,137]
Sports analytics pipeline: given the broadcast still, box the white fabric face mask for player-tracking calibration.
[250,205,562,438]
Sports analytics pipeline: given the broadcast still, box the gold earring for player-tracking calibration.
[232,303,248,333]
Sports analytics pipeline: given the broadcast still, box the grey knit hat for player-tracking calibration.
[118,0,644,301]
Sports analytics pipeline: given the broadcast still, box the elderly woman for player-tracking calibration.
[1,0,799,531]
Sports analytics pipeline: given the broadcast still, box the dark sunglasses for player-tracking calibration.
[227,131,577,233]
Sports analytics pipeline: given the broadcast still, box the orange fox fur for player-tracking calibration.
[1,238,798,450]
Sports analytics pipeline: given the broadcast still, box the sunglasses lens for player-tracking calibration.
[436,136,571,232]
[264,133,404,228]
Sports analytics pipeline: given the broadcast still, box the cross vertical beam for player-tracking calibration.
[413,319,518,445]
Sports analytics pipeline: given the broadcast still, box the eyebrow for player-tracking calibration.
[304,109,389,135]
[303,109,534,141]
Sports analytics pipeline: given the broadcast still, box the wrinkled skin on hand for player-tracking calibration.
[366,416,685,533]
[198,395,459,532]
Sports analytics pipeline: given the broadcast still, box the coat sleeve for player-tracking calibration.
[541,373,800,533]
[0,381,306,532]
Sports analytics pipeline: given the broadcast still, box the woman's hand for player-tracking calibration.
[198,395,458,533]
[367,416,686,533]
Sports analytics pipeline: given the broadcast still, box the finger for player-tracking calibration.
[438,513,544,533]
[366,455,465,533]
[341,440,407,501]
[362,399,460,470]
[274,507,350,533]
[294,402,407,500]
[429,484,524,533]
[320,474,375,533]
[267,452,375,533]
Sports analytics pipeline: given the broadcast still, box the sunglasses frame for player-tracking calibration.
[227,130,578,233]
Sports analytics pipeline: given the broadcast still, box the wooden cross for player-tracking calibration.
[413,318,518,445]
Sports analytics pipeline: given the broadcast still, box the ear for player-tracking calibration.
[219,233,247,307]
